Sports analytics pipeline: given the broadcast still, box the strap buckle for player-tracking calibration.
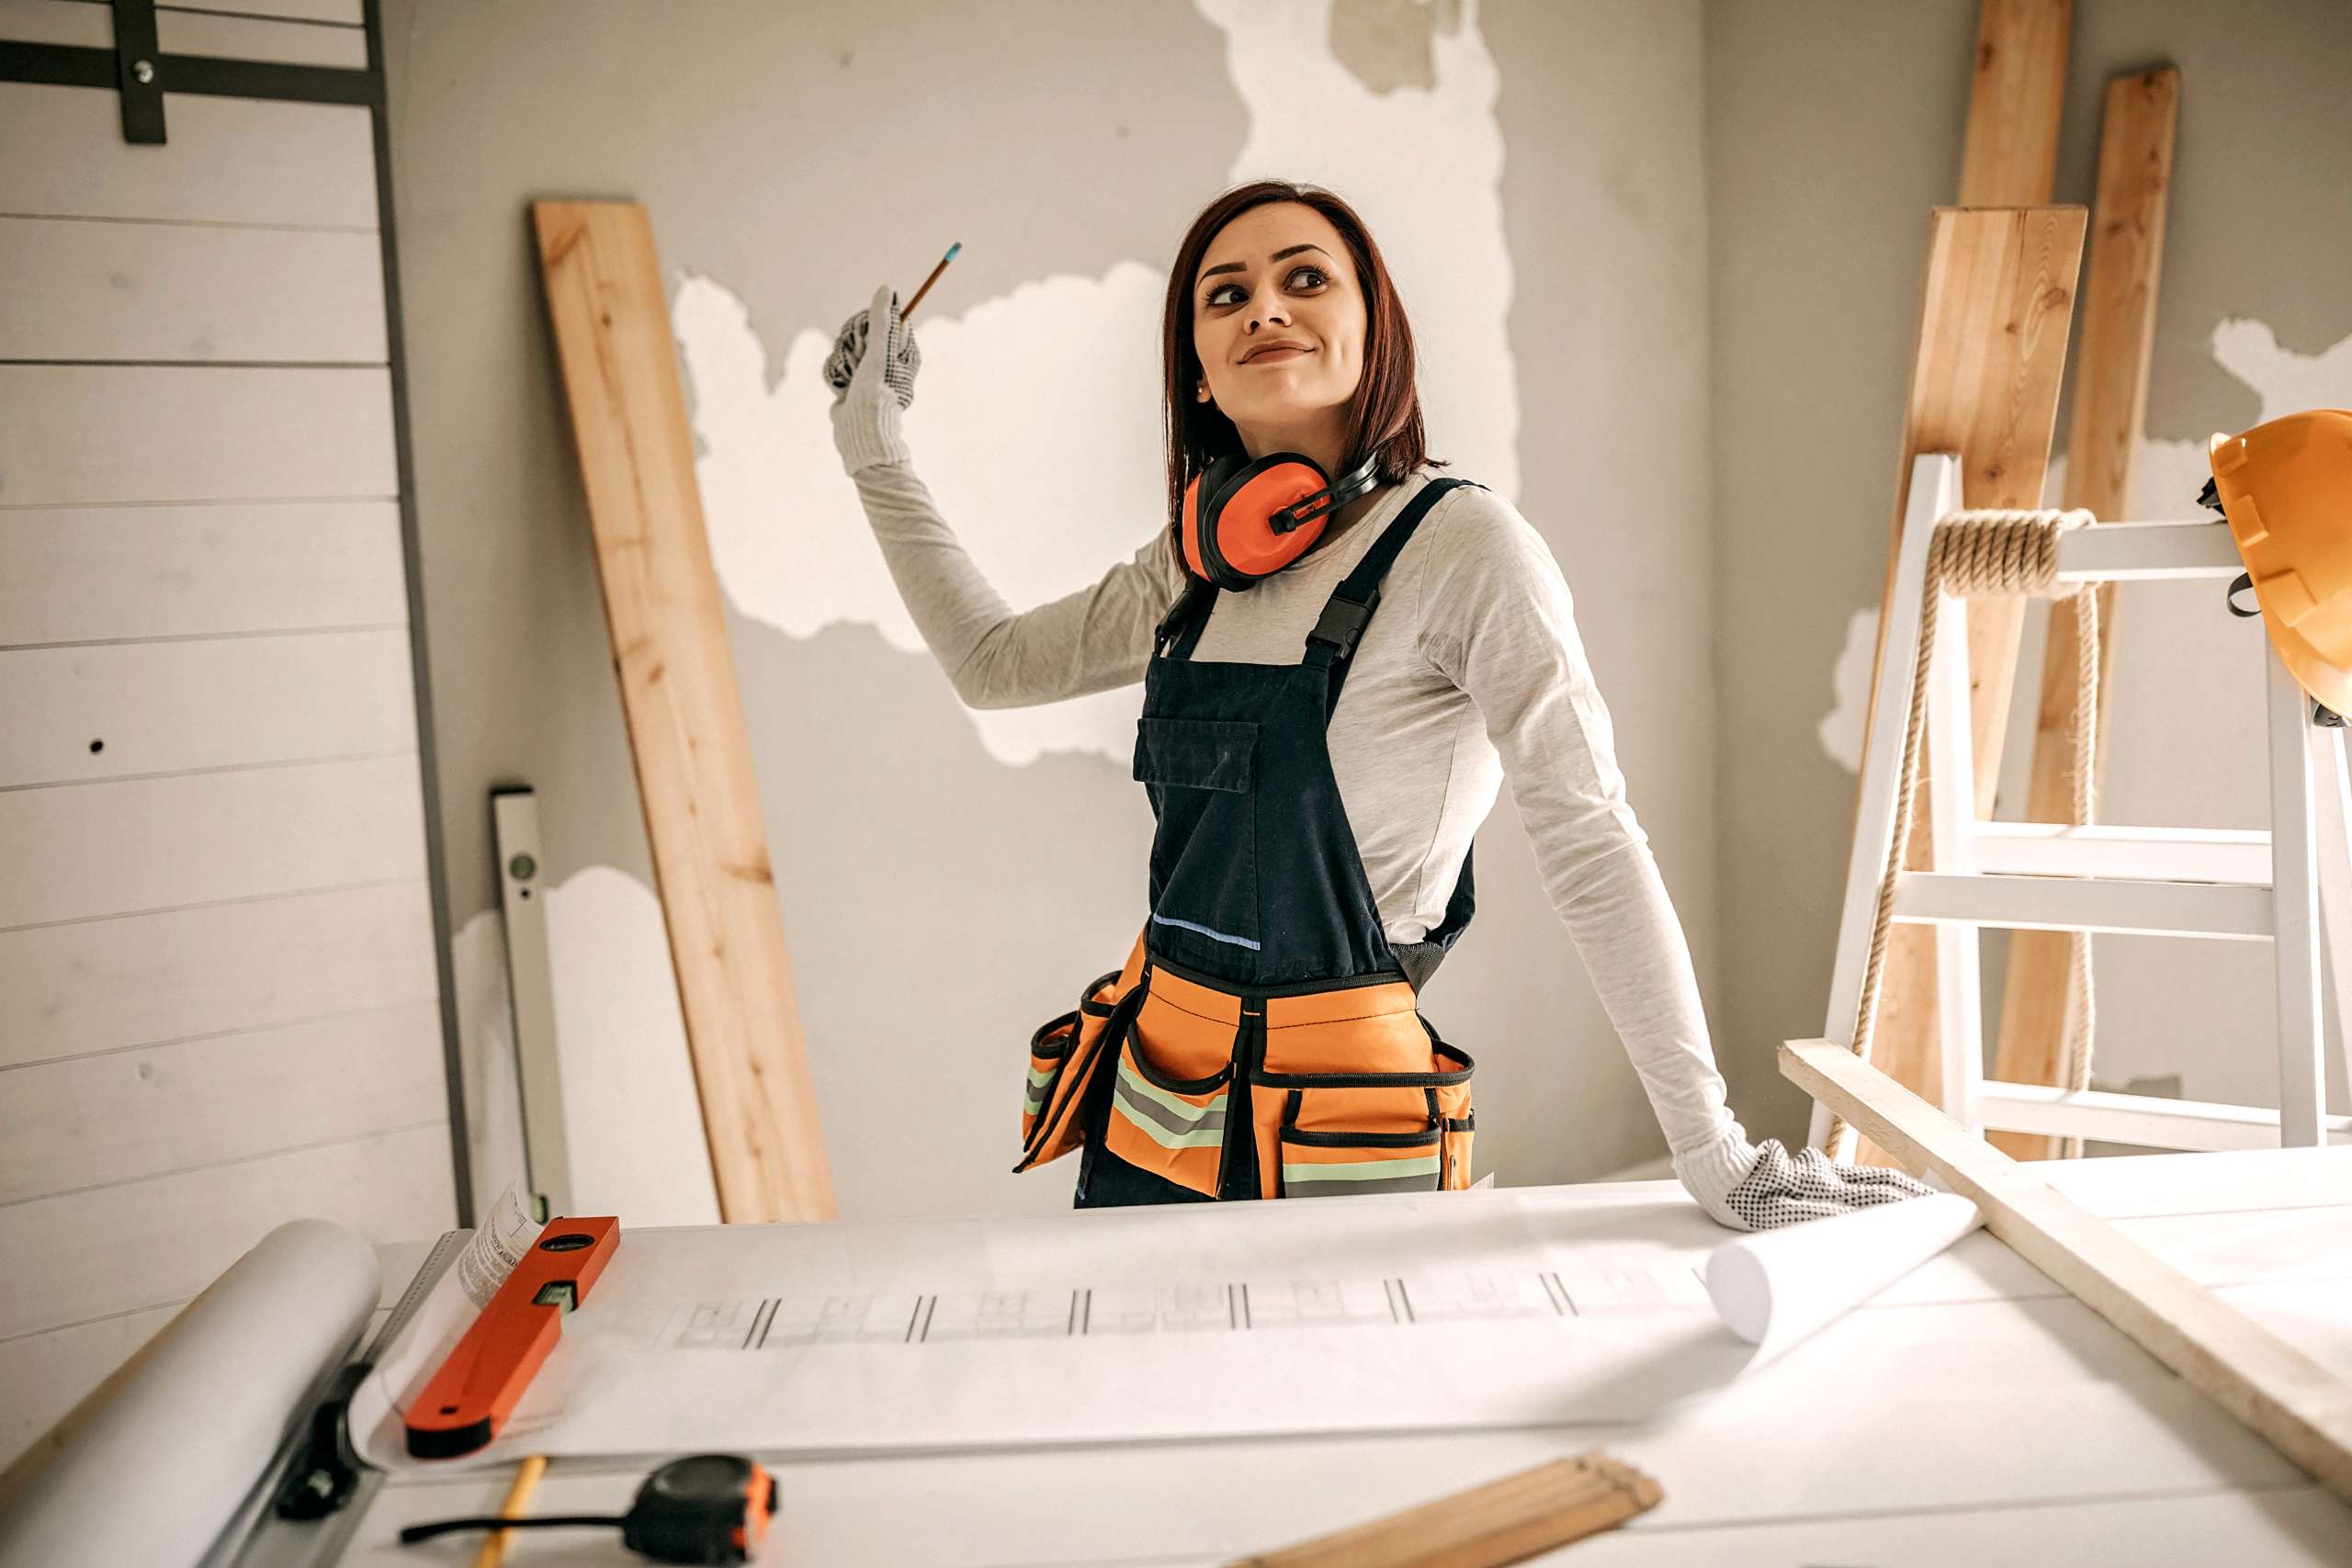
[1306,592,1375,657]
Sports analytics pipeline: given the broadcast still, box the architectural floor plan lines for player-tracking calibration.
[659,1270,1713,1349]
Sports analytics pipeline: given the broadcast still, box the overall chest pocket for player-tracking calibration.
[1133,717,1261,958]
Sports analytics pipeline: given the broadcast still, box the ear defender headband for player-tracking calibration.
[1180,448,1384,590]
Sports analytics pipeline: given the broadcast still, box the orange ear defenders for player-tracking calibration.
[1181,449,1384,590]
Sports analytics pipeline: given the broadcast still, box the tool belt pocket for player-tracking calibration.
[1013,968,1129,1173]
[1257,988,1477,1195]
[1100,977,1243,1199]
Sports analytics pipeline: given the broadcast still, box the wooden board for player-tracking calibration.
[0,217,387,363]
[1955,0,2073,208]
[0,755,428,928]
[533,199,835,1224]
[0,879,439,1069]
[1783,1038,2352,1506]
[0,82,376,228]
[0,502,408,646]
[1992,67,2181,1159]
[0,1000,446,1203]
[0,1120,451,1341]
[1850,208,2086,1154]
[0,366,396,506]
[0,629,417,787]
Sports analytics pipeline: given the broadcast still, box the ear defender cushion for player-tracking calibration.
[1184,453,1335,589]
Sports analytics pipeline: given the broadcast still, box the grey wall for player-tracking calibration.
[382,0,1717,1221]
[1707,0,2352,1144]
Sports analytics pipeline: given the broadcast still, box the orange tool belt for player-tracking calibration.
[1014,930,1475,1200]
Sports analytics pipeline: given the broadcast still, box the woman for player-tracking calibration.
[827,179,1927,1228]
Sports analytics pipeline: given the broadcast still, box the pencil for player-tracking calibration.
[469,1453,548,1568]
[900,241,960,324]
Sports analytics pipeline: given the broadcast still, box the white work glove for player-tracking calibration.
[1673,1121,1934,1231]
[825,282,922,475]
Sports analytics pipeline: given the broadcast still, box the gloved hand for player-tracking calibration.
[826,282,922,475]
[1674,1122,1935,1231]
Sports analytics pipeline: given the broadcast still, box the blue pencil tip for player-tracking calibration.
[944,243,962,261]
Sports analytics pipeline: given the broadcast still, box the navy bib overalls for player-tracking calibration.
[1015,477,1483,1204]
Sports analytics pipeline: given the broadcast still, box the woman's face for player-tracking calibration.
[1190,201,1367,436]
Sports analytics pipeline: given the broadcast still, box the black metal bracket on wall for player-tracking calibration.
[109,0,163,142]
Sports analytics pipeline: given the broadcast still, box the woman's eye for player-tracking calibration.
[1205,265,1329,308]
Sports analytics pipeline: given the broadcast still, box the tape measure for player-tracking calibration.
[398,1453,775,1565]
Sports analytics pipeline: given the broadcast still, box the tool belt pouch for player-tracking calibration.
[1254,980,1476,1200]
[1013,964,1136,1172]
[1101,965,1245,1199]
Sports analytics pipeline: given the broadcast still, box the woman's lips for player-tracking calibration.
[1244,346,1310,365]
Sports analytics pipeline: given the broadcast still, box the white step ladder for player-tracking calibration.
[1812,452,2352,1156]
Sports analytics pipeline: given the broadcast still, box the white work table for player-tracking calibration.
[240,1148,2352,1567]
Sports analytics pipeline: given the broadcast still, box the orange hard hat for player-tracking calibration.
[2209,409,2352,716]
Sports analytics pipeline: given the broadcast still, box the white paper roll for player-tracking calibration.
[0,1218,380,1568]
[1704,1193,1983,1364]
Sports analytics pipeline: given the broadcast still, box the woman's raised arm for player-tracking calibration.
[828,283,1186,708]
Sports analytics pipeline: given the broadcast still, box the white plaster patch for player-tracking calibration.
[1819,607,1876,773]
[1815,319,2352,773]
[448,866,720,1228]
[677,0,1516,767]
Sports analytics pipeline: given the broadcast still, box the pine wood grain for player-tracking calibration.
[1992,67,2181,1159]
[532,200,834,1224]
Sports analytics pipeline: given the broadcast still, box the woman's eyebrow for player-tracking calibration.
[1196,243,1333,287]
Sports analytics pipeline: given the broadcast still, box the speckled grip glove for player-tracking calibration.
[1674,1121,1935,1231]
[826,282,922,475]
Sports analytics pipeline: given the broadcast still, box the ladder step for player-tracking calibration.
[1894,873,2274,938]
[2052,520,2245,582]
[1972,1081,2352,1152]
[1966,823,2270,884]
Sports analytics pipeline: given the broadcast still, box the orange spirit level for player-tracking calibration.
[404,1216,620,1459]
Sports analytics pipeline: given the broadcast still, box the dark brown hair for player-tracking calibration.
[1159,180,1446,558]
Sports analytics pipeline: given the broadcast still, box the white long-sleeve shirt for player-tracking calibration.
[846,456,1747,1180]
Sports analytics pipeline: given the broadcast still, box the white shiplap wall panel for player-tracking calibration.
[0,879,439,1070]
[0,0,105,46]
[0,1303,181,1479]
[0,217,388,363]
[0,365,396,506]
[174,0,363,22]
[0,755,428,928]
[0,627,419,786]
[0,501,407,645]
[159,7,369,69]
[0,1000,447,1203]
[0,1122,453,1341]
[0,0,370,72]
[0,11,461,1476]
[0,82,376,228]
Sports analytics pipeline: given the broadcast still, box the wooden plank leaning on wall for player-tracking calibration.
[533,200,836,1224]
[1851,0,2077,1158]
[1840,205,2086,1165]
[1784,1038,2352,1507]
[1992,68,2183,1159]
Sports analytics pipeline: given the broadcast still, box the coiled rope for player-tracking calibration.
[1826,508,2102,1163]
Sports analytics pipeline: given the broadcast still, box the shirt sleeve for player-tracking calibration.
[849,458,1189,709]
[1418,497,1737,1158]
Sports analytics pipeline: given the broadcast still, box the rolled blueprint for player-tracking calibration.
[1704,1192,1983,1364]
[0,1218,380,1568]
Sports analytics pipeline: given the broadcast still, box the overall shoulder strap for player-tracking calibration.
[1152,579,1216,660]
[1302,477,1482,712]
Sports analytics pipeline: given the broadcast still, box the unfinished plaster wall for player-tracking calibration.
[383,0,1715,1219]
[1708,0,2352,1144]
